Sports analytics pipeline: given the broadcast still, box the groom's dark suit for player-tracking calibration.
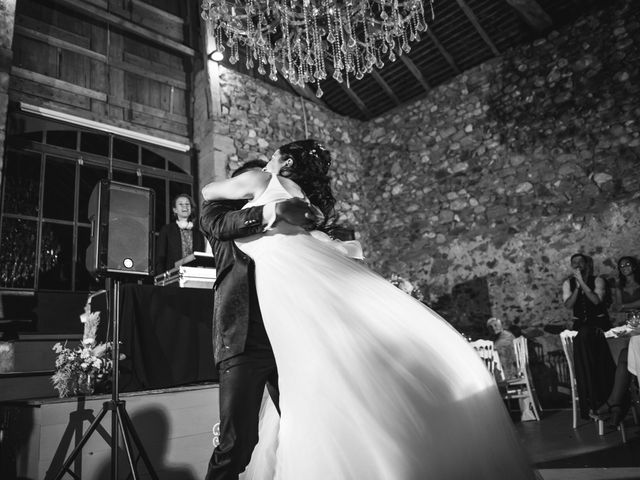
[200,199,279,480]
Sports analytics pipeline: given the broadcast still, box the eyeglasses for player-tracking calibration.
[620,263,633,269]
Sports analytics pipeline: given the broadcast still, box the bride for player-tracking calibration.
[202,139,536,480]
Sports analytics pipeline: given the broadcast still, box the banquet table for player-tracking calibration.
[605,326,640,368]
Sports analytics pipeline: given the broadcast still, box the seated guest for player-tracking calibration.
[487,317,517,379]
[563,253,615,419]
[594,256,640,424]
[155,193,206,274]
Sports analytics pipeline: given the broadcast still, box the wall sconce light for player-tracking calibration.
[208,50,224,62]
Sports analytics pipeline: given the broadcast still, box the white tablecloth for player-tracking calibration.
[628,335,640,377]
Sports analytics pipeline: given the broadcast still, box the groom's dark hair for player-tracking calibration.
[232,159,267,178]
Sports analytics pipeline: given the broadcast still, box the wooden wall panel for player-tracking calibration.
[112,0,185,42]
[11,78,92,110]
[122,51,186,85]
[9,0,194,145]
[172,87,187,117]
[16,14,93,50]
[12,36,57,77]
[123,36,185,71]
[59,49,91,88]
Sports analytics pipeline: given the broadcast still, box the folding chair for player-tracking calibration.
[503,336,541,421]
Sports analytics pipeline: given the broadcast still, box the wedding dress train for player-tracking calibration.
[236,174,535,480]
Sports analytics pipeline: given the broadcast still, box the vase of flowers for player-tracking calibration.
[51,308,114,398]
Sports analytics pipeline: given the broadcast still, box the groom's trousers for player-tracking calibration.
[205,268,279,480]
[205,348,279,480]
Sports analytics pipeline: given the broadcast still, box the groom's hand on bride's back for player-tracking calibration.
[275,198,317,227]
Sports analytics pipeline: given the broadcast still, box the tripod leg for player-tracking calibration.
[115,405,139,480]
[52,405,110,480]
[118,404,159,480]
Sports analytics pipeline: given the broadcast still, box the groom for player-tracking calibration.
[200,159,316,480]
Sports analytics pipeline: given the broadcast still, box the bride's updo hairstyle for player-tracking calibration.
[278,139,336,230]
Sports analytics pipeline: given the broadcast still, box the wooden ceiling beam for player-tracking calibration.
[50,0,195,56]
[370,69,401,106]
[426,29,461,75]
[325,64,371,119]
[504,0,553,32]
[399,55,431,93]
[455,0,501,56]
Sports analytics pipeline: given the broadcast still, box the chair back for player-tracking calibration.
[469,339,497,375]
[513,336,530,377]
[559,329,578,383]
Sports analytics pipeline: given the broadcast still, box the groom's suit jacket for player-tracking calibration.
[200,199,266,366]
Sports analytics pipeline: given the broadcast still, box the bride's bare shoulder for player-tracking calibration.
[202,169,270,201]
[236,169,270,184]
[278,175,305,197]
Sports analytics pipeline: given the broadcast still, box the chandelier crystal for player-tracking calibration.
[201,0,435,98]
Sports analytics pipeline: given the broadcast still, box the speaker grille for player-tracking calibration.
[106,183,153,275]
[86,180,154,277]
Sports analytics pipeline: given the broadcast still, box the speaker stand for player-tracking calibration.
[52,278,158,480]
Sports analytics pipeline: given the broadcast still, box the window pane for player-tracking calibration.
[7,114,48,141]
[43,157,76,221]
[79,165,108,223]
[114,138,139,164]
[39,222,73,290]
[141,147,165,169]
[168,156,189,173]
[76,225,103,291]
[80,131,109,156]
[142,144,190,174]
[2,151,41,216]
[142,175,166,233]
[46,130,78,150]
[0,218,37,289]
[113,170,138,185]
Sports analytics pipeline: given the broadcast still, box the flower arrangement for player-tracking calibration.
[389,274,425,302]
[51,307,114,398]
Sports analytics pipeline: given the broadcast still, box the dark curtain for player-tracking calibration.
[117,284,217,392]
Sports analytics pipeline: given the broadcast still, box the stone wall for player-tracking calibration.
[358,0,640,335]
[192,61,368,230]
[194,0,640,337]
[0,0,17,187]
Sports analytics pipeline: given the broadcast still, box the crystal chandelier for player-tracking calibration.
[201,0,435,98]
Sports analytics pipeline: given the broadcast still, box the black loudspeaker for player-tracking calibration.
[85,180,155,277]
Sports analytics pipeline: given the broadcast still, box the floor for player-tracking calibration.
[515,408,640,480]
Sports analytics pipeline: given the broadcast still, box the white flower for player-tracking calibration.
[389,274,425,301]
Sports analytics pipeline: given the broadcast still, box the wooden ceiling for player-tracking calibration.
[217,0,610,121]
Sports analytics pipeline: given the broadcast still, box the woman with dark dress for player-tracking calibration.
[594,256,640,424]
[562,253,615,419]
[155,193,206,274]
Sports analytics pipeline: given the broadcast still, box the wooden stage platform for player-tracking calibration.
[0,383,220,479]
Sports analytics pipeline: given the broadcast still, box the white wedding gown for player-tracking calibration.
[235,174,536,480]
